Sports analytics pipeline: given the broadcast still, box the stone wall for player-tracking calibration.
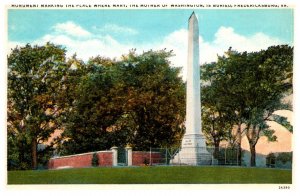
[48,151,113,169]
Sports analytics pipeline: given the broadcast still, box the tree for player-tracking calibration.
[58,56,127,154]
[201,60,241,163]
[201,45,293,166]
[240,45,293,166]
[120,49,185,150]
[57,49,186,154]
[8,43,67,169]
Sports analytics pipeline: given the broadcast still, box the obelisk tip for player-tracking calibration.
[189,12,197,21]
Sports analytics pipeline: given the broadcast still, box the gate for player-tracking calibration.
[151,148,180,165]
[117,147,127,166]
[166,148,180,165]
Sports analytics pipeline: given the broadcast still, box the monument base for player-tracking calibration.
[171,134,212,165]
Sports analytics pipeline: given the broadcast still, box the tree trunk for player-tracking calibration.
[213,140,220,161]
[250,144,256,167]
[18,140,25,169]
[31,138,37,170]
[236,123,242,166]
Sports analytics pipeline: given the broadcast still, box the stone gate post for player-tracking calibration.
[111,146,118,166]
[126,146,132,166]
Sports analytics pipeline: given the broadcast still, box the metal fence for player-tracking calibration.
[48,146,292,169]
[138,146,242,166]
[135,147,292,168]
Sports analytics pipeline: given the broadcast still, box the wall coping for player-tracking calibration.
[133,151,161,154]
[50,150,112,160]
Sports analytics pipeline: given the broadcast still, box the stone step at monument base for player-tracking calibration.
[171,134,213,165]
[171,147,212,165]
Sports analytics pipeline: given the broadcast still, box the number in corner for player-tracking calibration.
[279,186,290,189]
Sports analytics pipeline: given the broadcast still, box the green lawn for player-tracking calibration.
[7,166,292,184]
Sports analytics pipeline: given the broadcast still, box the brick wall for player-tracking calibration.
[98,152,113,166]
[132,151,162,166]
[48,151,113,169]
[48,150,162,169]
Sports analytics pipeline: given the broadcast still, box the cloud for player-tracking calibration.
[155,29,188,78]
[93,24,138,35]
[7,22,288,81]
[212,26,283,53]
[53,21,91,38]
[34,33,129,61]
[152,26,287,80]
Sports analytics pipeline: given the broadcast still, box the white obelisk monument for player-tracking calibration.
[173,12,211,165]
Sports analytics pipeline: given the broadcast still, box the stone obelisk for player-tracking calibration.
[172,12,211,165]
[186,12,201,138]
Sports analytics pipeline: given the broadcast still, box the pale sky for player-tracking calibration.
[7,9,294,79]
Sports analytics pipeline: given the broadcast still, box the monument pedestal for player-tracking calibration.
[172,134,212,165]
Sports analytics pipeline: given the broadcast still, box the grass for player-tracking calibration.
[7,166,292,184]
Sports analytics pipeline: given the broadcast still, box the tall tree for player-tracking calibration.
[201,59,242,163]
[240,45,293,166]
[120,49,186,150]
[58,56,127,154]
[201,45,293,166]
[57,49,186,154]
[8,43,67,169]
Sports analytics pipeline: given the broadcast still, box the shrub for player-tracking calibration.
[266,153,276,168]
[276,152,292,164]
[143,158,150,165]
[91,153,99,167]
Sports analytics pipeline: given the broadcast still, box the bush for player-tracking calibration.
[37,146,54,170]
[266,152,292,168]
[266,153,276,168]
[276,152,292,164]
[91,153,99,167]
[143,158,150,165]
